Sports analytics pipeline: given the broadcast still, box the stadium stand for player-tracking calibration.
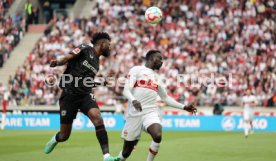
[0,0,24,68]
[0,0,14,16]
[2,0,276,107]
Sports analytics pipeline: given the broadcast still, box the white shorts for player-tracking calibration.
[121,111,161,141]
[243,108,254,121]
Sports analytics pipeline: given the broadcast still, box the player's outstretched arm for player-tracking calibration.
[157,85,197,114]
[49,54,76,67]
[50,45,85,67]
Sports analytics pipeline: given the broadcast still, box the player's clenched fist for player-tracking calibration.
[132,100,142,112]
[183,104,197,115]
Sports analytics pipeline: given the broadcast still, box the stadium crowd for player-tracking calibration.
[0,0,13,15]
[2,0,275,107]
[0,0,24,68]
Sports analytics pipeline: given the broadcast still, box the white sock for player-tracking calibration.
[103,153,110,159]
[119,151,126,161]
[244,122,249,136]
[146,141,160,161]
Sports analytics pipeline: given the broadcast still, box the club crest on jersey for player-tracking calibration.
[73,48,81,55]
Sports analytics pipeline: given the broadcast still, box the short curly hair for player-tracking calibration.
[145,50,161,60]
[91,32,111,45]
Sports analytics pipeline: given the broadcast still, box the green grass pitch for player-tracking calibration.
[0,130,275,161]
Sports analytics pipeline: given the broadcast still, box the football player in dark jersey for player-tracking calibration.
[44,32,119,161]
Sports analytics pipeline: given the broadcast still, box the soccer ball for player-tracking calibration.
[145,7,163,25]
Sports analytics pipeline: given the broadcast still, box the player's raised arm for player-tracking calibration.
[157,85,197,114]
[49,46,84,67]
[49,54,75,67]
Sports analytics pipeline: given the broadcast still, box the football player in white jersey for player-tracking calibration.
[117,50,197,161]
[1,88,8,130]
[242,89,257,138]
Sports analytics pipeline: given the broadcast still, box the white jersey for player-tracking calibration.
[123,66,184,117]
[242,95,257,120]
[242,95,257,110]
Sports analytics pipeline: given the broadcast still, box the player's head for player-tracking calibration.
[91,32,111,57]
[145,50,163,70]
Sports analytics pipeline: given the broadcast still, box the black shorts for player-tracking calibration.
[59,92,99,124]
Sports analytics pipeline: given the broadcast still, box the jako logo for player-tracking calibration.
[73,114,85,130]
[222,116,236,131]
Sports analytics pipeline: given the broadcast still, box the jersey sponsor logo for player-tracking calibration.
[134,79,158,92]
[82,60,98,74]
[72,48,81,55]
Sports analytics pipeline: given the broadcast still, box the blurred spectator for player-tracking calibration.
[0,1,4,16]
[0,85,3,110]
[0,44,7,67]
[0,12,24,68]
[267,91,276,107]
[24,0,33,31]
[43,1,52,24]
[32,7,39,24]
[213,103,224,115]
[12,11,22,28]
[0,0,14,16]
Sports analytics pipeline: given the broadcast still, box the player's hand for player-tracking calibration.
[132,100,142,112]
[183,104,197,115]
[50,60,57,67]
